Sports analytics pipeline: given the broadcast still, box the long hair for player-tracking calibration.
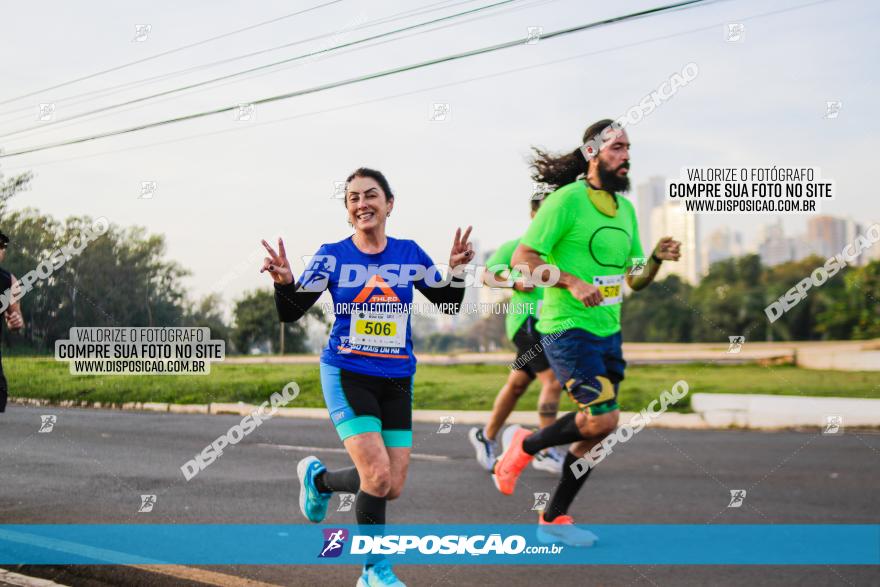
[529,119,615,190]
[343,167,395,205]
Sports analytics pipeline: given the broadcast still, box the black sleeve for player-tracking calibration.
[415,276,465,314]
[274,281,322,322]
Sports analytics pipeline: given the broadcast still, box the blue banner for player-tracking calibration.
[0,525,877,565]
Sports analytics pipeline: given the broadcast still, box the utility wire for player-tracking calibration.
[0,0,832,172]
[0,0,712,159]
[0,0,525,139]
[0,0,480,121]
[0,0,344,106]
[0,0,549,143]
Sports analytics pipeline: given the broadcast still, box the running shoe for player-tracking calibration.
[296,456,331,523]
[532,446,565,474]
[537,514,598,547]
[468,427,498,471]
[492,425,535,495]
[357,560,406,586]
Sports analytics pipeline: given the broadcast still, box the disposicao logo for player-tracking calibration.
[318,528,349,558]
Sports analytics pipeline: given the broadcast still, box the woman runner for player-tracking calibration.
[261,167,472,586]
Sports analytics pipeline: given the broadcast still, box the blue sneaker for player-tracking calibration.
[296,456,331,523]
[356,560,406,586]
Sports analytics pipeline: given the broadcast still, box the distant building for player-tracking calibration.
[865,233,880,263]
[702,226,743,273]
[843,218,869,266]
[650,202,701,284]
[806,215,847,258]
[636,176,667,249]
[754,219,796,266]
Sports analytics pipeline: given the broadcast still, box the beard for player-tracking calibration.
[597,159,631,193]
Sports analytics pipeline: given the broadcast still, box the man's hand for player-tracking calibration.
[653,236,681,262]
[5,310,23,331]
[568,277,603,307]
[512,280,535,293]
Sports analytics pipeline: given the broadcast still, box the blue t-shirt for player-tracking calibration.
[299,235,443,378]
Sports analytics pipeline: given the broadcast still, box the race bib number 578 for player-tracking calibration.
[593,274,624,306]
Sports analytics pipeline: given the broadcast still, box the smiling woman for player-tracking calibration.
[343,167,396,230]
[259,166,473,586]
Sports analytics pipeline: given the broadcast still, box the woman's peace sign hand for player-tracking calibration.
[449,226,474,271]
[260,238,294,285]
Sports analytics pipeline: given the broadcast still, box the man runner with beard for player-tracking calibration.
[492,119,681,546]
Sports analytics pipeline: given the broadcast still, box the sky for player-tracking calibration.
[0,0,877,312]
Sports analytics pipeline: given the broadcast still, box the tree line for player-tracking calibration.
[0,170,875,355]
[0,170,326,355]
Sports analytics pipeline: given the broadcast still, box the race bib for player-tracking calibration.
[593,274,624,306]
[349,310,407,348]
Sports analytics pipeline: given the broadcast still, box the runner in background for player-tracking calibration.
[0,231,25,413]
[468,195,564,474]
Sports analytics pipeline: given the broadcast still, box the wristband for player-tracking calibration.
[651,252,663,264]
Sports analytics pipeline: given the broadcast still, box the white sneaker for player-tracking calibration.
[532,446,565,474]
[468,427,498,471]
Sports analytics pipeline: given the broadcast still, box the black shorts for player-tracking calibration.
[511,316,551,378]
[320,362,413,447]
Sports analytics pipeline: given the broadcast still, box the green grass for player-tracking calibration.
[6,357,879,413]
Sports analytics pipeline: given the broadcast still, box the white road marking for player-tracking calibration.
[0,530,284,587]
[0,569,69,587]
[131,565,283,587]
[0,528,162,565]
[255,443,451,461]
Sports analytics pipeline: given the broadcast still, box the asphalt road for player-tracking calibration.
[1,406,878,586]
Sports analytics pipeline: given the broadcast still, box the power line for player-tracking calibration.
[0,0,480,121]
[0,0,546,142]
[0,13,730,172]
[0,0,525,139]
[0,0,343,106]
[0,0,560,162]
[0,0,713,159]
[0,0,834,173]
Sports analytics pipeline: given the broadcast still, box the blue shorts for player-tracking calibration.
[542,328,625,415]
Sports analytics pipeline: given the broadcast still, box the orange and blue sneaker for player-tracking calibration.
[537,514,598,547]
[492,425,535,495]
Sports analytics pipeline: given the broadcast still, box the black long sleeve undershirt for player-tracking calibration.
[273,276,465,323]
[273,280,321,323]
[415,276,465,313]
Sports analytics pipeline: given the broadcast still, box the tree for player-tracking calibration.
[230,289,325,354]
[816,261,880,339]
[762,256,849,341]
[184,293,231,347]
[689,255,768,342]
[621,274,694,342]
[0,170,32,217]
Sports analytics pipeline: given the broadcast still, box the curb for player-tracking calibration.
[12,395,880,430]
[10,396,705,428]
[691,393,880,429]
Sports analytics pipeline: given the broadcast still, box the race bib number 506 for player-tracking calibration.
[349,311,407,348]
